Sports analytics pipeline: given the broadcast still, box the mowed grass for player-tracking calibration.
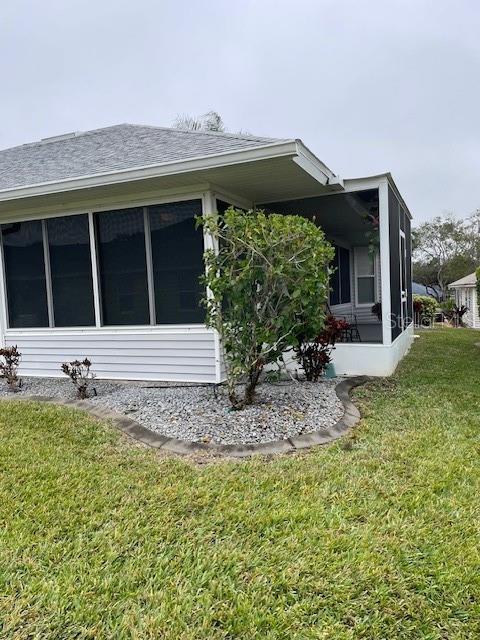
[0,329,479,639]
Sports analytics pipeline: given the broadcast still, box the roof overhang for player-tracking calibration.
[342,173,413,221]
[449,282,476,289]
[0,139,344,216]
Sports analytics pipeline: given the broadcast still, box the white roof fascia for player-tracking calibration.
[0,140,299,203]
[449,282,476,289]
[293,140,340,187]
[345,172,413,220]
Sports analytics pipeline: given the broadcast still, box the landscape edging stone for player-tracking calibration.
[8,376,370,458]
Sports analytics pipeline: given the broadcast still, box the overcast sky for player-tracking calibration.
[1,0,479,223]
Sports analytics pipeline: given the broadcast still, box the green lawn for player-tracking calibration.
[1,328,479,639]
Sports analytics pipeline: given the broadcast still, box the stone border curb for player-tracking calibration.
[6,376,370,458]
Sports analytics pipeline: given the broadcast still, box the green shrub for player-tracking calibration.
[413,294,437,322]
[200,207,334,408]
[440,298,455,321]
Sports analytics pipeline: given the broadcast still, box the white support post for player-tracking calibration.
[41,220,55,328]
[202,190,223,383]
[379,179,392,346]
[143,207,156,325]
[88,212,102,328]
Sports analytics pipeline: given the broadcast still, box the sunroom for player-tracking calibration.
[0,124,413,380]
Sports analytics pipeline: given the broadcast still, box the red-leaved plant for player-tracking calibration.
[61,358,95,399]
[294,315,349,382]
[413,299,423,313]
[0,345,21,392]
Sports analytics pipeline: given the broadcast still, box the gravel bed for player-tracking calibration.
[0,376,344,445]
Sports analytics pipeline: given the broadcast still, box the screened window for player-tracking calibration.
[355,247,376,305]
[149,199,204,324]
[47,215,95,327]
[329,245,351,306]
[2,221,49,328]
[1,199,208,330]
[216,199,231,215]
[95,208,150,326]
[400,233,407,299]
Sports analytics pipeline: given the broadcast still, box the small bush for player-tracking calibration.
[0,345,21,392]
[441,299,469,327]
[440,298,455,322]
[453,304,469,327]
[61,358,95,399]
[294,316,348,382]
[200,207,334,408]
[413,294,437,325]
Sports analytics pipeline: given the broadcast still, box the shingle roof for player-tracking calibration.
[449,272,477,287]
[0,124,288,192]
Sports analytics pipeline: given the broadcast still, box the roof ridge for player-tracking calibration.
[123,123,286,144]
[0,123,287,154]
[0,123,129,153]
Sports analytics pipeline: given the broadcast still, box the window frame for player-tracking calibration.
[45,213,96,328]
[328,244,351,307]
[94,205,151,327]
[0,219,50,329]
[0,194,208,331]
[354,246,377,307]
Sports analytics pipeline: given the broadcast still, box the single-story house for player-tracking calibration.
[449,273,479,328]
[0,124,413,380]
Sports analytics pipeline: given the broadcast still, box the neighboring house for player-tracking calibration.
[0,124,413,379]
[449,273,479,328]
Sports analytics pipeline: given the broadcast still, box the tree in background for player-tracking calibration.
[413,211,480,296]
[173,111,225,133]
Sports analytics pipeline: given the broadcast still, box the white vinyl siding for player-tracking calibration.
[453,287,479,329]
[6,328,217,382]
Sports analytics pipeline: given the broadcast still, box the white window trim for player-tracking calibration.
[354,246,377,307]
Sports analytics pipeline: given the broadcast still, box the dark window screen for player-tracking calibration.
[389,191,402,340]
[216,199,231,215]
[95,208,149,326]
[330,245,351,306]
[47,215,95,327]
[339,247,351,304]
[149,199,204,324]
[329,246,340,306]
[405,216,413,324]
[2,220,49,328]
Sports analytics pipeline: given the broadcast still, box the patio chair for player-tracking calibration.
[339,314,362,342]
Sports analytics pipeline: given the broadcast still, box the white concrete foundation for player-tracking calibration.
[331,323,414,376]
